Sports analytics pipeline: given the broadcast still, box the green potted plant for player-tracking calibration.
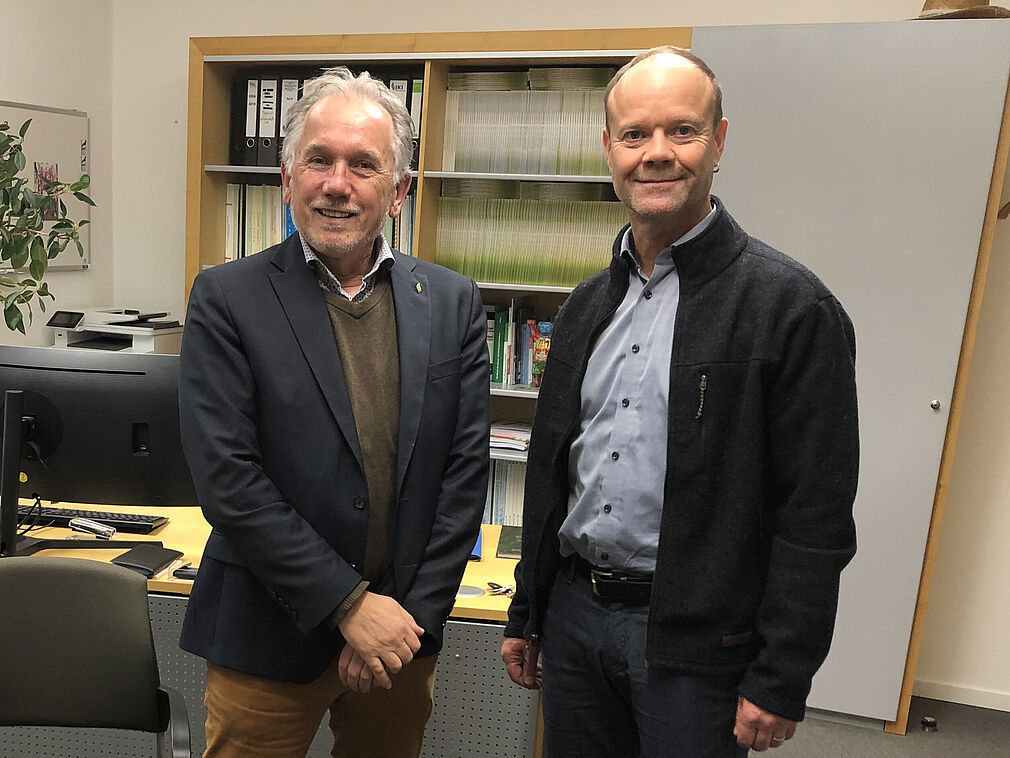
[0,118,93,334]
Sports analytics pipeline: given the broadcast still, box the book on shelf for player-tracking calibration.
[491,421,532,451]
[483,459,526,528]
[491,309,508,384]
[225,183,291,261]
[484,299,553,388]
[496,524,522,560]
[483,305,495,376]
[442,69,612,176]
[394,193,415,255]
[435,193,623,287]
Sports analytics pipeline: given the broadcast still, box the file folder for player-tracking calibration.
[277,77,300,166]
[242,78,259,165]
[229,80,246,165]
[257,77,279,166]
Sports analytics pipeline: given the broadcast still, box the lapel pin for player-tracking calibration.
[415,282,422,294]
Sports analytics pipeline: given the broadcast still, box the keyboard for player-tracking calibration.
[17,505,169,534]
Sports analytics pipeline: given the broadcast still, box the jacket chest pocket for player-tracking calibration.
[673,361,763,476]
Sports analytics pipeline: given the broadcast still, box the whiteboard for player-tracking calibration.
[0,100,90,270]
[693,20,1010,721]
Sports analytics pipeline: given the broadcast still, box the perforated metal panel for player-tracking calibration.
[421,621,538,758]
[1,595,536,757]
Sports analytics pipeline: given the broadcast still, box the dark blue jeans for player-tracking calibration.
[541,567,748,758]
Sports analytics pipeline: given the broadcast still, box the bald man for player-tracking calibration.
[502,47,859,757]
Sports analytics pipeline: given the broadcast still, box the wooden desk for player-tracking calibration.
[22,502,519,620]
[11,503,538,757]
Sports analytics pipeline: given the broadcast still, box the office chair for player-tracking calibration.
[0,556,191,758]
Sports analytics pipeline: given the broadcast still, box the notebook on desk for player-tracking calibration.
[496,525,522,559]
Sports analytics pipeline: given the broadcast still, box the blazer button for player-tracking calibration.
[353,496,366,510]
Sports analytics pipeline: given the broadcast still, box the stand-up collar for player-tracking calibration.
[609,196,747,294]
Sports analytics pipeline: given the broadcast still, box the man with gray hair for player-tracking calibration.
[502,47,858,756]
[179,67,490,757]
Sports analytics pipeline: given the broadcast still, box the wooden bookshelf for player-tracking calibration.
[184,27,692,301]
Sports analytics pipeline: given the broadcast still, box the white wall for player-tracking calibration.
[915,161,1010,712]
[18,0,1007,713]
[2,0,114,346]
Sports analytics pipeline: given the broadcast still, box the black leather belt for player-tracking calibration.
[573,556,653,606]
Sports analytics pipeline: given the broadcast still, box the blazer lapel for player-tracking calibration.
[390,254,430,496]
[268,239,364,470]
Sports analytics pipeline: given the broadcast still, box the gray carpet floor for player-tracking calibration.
[775,697,1010,757]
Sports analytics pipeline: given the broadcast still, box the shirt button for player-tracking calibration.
[601,551,610,562]
[603,503,612,514]
[353,496,365,510]
[631,344,640,354]
[621,398,630,408]
[644,290,653,300]
[611,451,620,461]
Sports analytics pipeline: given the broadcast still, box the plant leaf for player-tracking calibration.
[75,238,85,257]
[68,175,91,192]
[73,191,96,207]
[13,151,25,172]
[30,239,47,280]
[4,303,25,334]
[18,119,31,138]
[11,241,30,269]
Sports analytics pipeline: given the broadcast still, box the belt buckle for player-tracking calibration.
[589,567,614,599]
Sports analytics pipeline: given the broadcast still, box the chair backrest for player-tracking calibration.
[0,556,165,732]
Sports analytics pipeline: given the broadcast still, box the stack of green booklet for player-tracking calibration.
[496,524,522,560]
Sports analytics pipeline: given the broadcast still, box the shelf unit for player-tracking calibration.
[184,27,692,298]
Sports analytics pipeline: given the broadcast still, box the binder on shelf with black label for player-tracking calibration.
[388,77,409,111]
[257,76,279,166]
[242,77,259,165]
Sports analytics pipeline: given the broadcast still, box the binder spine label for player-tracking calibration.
[279,79,300,138]
[259,80,278,139]
[245,80,258,139]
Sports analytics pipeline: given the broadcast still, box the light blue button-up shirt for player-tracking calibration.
[558,204,717,573]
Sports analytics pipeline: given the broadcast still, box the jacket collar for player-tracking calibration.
[267,236,364,470]
[609,196,747,294]
[267,236,429,496]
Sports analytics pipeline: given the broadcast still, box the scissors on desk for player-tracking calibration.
[487,581,514,597]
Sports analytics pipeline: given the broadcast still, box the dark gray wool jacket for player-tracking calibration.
[505,198,859,723]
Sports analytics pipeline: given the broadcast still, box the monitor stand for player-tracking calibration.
[0,390,155,558]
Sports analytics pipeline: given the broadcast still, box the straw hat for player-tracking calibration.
[916,0,1010,18]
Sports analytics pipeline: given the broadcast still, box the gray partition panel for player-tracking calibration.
[692,21,1010,720]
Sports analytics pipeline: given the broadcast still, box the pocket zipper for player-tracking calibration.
[694,374,707,420]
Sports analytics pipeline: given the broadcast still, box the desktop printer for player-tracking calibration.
[46,307,183,354]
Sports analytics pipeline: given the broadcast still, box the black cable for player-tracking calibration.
[16,494,52,536]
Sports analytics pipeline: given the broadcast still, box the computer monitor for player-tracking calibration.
[0,346,197,556]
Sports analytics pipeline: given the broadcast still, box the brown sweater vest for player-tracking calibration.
[323,276,399,585]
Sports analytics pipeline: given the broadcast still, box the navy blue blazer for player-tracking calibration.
[178,234,490,683]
